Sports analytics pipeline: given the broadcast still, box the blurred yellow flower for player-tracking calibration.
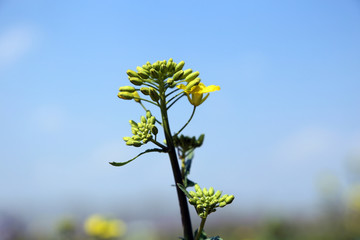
[84,214,126,239]
[177,83,220,106]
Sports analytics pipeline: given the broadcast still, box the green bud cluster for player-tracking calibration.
[124,58,198,89]
[173,134,204,151]
[188,184,235,219]
[123,111,158,147]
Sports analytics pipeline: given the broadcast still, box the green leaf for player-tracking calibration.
[177,183,192,199]
[109,148,165,167]
[185,178,196,187]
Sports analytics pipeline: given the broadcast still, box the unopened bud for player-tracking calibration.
[175,61,185,72]
[172,70,184,81]
[225,195,235,204]
[140,87,150,95]
[129,120,138,128]
[133,91,141,102]
[219,202,227,208]
[208,187,214,196]
[196,134,205,147]
[119,86,136,92]
[132,140,142,147]
[150,68,159,78]
[129,77,143,86]
[182,69,193,79]
[185,71,199,82]
[126,69,139,78]
[189,191,197,198]
[194,184,201,192]
[214,190,222,199]
[185,78,201,91]
[151,126,158,135]
[149,87,159,102]
[146,111,151,119]
[118,92,134,100]
[123,137,131,142]
[203,188,209,196]
[219,194,229,202]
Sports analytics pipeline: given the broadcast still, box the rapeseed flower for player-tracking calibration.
[177,83,220,106]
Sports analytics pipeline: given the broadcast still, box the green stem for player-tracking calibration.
[150,139,167,150]
[166,91,185,105]
[175,106,196,136]
[194,217,207,240]
[133,97,159,107]
[166,88,180,98]
[158,83,194,240]
[167,93,186,110]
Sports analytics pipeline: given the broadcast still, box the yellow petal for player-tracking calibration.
[202,85,220,93]
[176,84,187,90]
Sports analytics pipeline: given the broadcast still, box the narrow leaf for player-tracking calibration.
[177,183,192,199]
[109,148,165,167]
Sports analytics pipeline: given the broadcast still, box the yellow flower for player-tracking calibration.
[84,215,127,239]
[177,82,220,106]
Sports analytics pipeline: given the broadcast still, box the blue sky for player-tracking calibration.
[1,0,360,224]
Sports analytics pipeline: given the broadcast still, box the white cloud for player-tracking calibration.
[0,25,38,71]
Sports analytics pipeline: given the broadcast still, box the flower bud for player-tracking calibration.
[151,126,158,135]
[132,135,141,141]
[140,87,150,95]
[142,64,150,70]
[225,195,235,204]
[185,71,199,82]
[133,91,141,102]
[185,78,201,91]
[219,194,228,202]
[119,86,136,92]
[203,188,209,196]
[150,68,159,78]
[136,66,149,74]
[123,137,131,142]
[118,92,134,100]
[126,139,134,145]
[129,77,143,86]
[172,70,184,81]
[194,184,201,192]
[182,69,193,79]
[175,61,185,72]
[167,78,174,85]
[160,63,166,73]
[131,127,137,135]
[196,134,205,147]
[189,191,197,198]
[126,69,139,78]
[141,116,146,123]
[132,140,142,147]
[214,190,222,199]
[146,111,151,119]
[219,202,227,208]
[129,120,138,128]
[149,87,159,102]
[208,187,214,196]
[137,70,149,79]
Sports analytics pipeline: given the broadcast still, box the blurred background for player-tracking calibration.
[1,0,360,239]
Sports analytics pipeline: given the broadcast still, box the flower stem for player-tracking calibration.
[159,84,194,240]
[175,106,196,137]
[194,217,207,240]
